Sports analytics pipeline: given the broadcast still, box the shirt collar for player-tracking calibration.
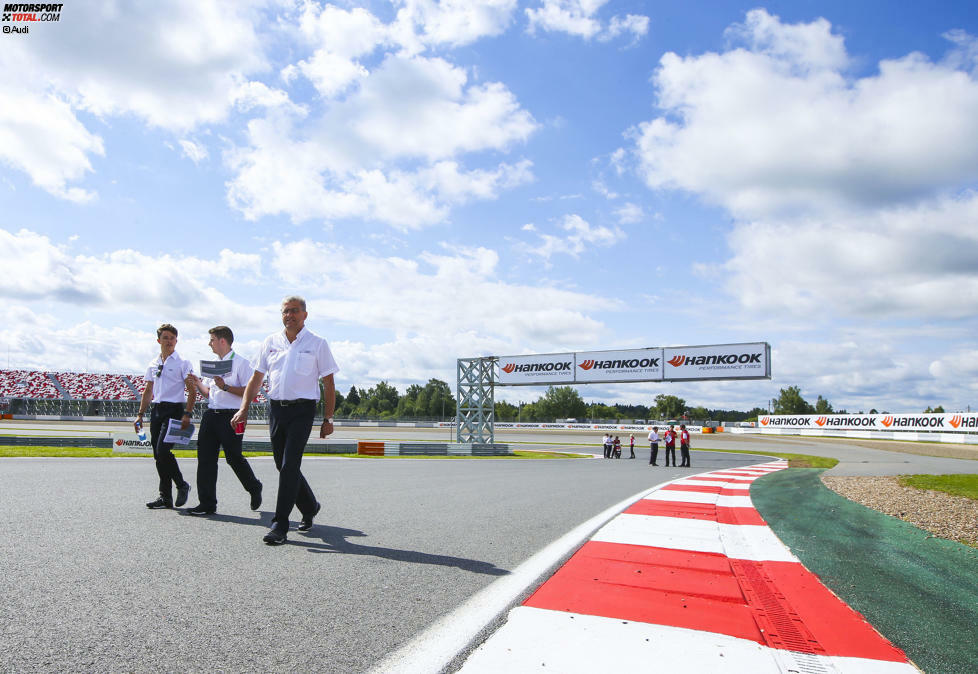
[282,326,307,343]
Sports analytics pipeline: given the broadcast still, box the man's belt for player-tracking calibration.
[271,399,316,406]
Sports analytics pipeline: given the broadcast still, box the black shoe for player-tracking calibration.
[298,502,321,532]
[263,528,287,545]
[250,485,262,511]
[187,505,215,516]
[650,463,658,466]
[175,482,191,508]
[146,497,172,509]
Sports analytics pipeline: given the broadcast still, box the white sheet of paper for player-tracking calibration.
[164,418,195,445]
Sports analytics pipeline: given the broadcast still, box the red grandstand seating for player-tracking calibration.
[55,372,137,400]
[0,370,61,399]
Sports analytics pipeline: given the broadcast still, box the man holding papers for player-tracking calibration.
[232,296,339,546]
[186,326,263,516]
[135,324,196,510]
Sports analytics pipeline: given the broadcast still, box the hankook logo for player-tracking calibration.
[579,360,595,370]
[668,356,685,367]
[502,363,516,373]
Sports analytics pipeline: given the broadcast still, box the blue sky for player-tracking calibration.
[2,0,978,413]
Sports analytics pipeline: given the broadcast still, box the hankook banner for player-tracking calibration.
[576,348,663,383]
[494,342,770,385]
[759,412,978,432]
[496,353,576,385]
[663,342,770,381]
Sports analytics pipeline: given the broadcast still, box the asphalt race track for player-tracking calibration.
[1,422,976,672]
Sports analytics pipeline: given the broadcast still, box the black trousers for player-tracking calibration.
[680,443,691,467]
[196,409,262,510]
[150,402,187,501]
[649,442,658,464]
[664,444,676,466]
[269,400,318,531]
[604,443,612,458]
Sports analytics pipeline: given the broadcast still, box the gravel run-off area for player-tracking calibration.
[821,475,978,547]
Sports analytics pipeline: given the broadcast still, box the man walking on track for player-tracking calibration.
[135,324,196,510]
[186,326,263,516]
[232,296,339,546]
[679,423,692,467]
[663,424,677,467]
[648,426,659,465]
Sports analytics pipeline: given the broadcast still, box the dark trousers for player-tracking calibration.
[649,443,658,465]
[196,409,261,510]
[664,444,676,466]
[680,443,691,467]
[604,443,611,458]
[150,402,187,501]
[629,443,635,459]
[269,400,318,531]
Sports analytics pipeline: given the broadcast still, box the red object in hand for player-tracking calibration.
[234,421,245,435]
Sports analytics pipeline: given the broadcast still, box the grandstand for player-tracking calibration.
[1,369,269,403]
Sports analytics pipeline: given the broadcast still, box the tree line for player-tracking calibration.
[332,381,946,421]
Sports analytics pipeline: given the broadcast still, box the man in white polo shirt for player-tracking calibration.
[135,323,196,509]
[232,296,338,546]
[185,325,263,516]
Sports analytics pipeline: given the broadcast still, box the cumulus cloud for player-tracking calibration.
[525,0,648,43]
[227,54,537,229]
[635,10,978,218]
[178,139,209,164]
[631,10,978,324]
[269,238,612,352]
[521,214,625,260]
[0,86,103,202]
[0,228,262,327]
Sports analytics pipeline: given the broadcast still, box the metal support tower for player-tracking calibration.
[456,357,495,444]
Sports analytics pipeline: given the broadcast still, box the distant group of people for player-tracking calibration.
[135,295,339,546]
[601,433,637,459]
[646,424,691,467]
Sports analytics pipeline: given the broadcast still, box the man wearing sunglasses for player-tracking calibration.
[232,296,339,546]
[135,324,196,509]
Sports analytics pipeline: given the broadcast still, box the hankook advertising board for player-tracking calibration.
[575,348,664,383]
[662,342,770,381]
[496,353,576,385]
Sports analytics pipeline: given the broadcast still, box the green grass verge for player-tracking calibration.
[0,446,587,459]
[898,474,978,499]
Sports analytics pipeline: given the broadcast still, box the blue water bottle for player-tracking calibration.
[136,420,148,443]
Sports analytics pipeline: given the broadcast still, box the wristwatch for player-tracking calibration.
[325,417,334,424]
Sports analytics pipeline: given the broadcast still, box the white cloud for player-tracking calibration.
[391,0,519,53]
[0,87,103,203]
[722,194,978,320]
[524,214,625,260]
[178,139,209,164]
[525,0,648,43]
[269,238,613,353]
[0,228,261,326]
[5,1,271,132]
[0,0,275,200]
[600,14,650,44]
[634,11,978,218]
[614,202,643,224]
[226,55,537,228]
[631,11,978,323]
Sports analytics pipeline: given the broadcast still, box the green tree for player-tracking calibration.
[421,378,455,419]
[361,381,399,417]
[774,386,815,414]
[814,395,833,414]
[495,400,518,421]
[688,405,710,421]
[652,394,686,419]
[536,386,587,420]
[924,405,945,413]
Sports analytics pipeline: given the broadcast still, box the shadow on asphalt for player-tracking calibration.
[182,509,510,577]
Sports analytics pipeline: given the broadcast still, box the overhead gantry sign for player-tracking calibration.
[457,342,771,443]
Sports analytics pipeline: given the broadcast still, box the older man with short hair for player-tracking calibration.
[232,296,339,545]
